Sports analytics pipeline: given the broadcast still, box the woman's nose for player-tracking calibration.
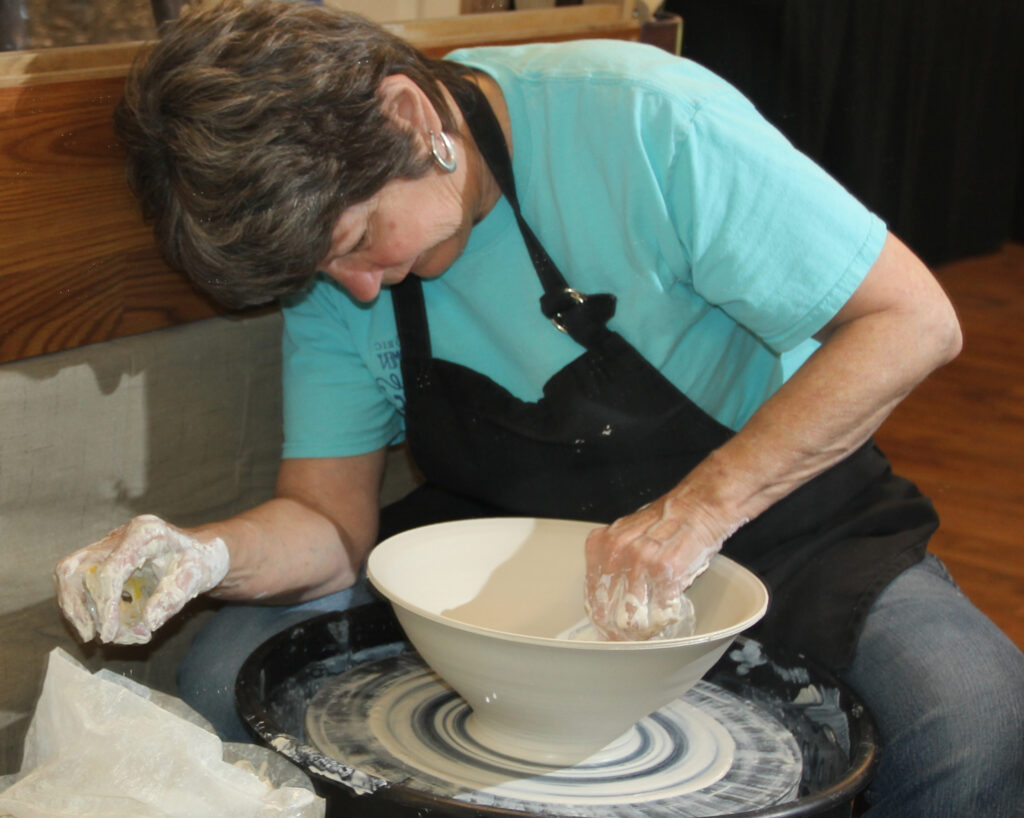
[324,263,385,302]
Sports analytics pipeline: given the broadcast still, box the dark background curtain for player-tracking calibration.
[662,0,1024,267]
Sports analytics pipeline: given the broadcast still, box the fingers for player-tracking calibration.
[142,542,218,632]
[53,523,133,642]
[53,515,225,646]
[54,550,100,642]
[144,569,194,633]
[583,499,722,641]
[87,517,169,643]
[586,526,657,641]
[139,531,229,633]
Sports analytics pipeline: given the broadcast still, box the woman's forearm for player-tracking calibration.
[189,451,388,603]
[670,232,963,536]
[584,234,961,639]
[188,496,361,603]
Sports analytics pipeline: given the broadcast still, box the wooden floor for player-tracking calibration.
[874,242,1024,649]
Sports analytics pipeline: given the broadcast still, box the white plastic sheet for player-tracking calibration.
[0,649,324,818]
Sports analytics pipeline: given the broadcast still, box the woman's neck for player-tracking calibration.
[444,72,511,227]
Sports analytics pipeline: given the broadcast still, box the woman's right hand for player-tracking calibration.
[54,514,229,645]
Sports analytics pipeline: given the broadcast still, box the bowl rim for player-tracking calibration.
[366,517,769,651]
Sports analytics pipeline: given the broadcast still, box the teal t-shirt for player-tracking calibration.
[280,40,886,459]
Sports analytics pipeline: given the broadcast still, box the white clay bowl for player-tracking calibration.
[367,517,768,765]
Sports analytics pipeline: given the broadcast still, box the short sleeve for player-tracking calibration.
[280,281,403,458]
[666,88,887,353]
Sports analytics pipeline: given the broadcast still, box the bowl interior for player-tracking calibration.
[368,517,767,644]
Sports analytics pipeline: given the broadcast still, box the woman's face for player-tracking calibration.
[317,168,474,303]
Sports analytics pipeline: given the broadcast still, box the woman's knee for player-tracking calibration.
[943,658,1024,805]
[905,664,1024,812]
[843,557,1024,815]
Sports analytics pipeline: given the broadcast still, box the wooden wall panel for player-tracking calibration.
[0,7,647,365]
[0,73,219,365]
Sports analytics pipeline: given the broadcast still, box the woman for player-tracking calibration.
[55,2,1023,815]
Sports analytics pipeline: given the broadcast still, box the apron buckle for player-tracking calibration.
[549,288,586,333]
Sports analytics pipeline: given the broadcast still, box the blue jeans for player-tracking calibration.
[177,578,377,741]
[839,555,1024,817]
[178,555,1024,816]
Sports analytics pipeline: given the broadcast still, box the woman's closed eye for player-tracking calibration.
[350,229,369,255]
[323,227,371,275]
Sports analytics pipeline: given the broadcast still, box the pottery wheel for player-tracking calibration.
[305,653,802,817]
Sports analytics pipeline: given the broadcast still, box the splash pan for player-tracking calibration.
[237,603,878,817]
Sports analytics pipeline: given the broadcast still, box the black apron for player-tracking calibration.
[381,81,938,671]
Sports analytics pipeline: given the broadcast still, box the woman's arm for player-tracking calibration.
[585,232,962,639]
[198,450,388,602]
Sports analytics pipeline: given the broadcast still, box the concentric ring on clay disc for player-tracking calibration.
[306,653,801,817]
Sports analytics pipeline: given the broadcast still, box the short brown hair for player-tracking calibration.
[115,0,474,308]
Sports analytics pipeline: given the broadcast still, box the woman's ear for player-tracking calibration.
[376,74,437,133]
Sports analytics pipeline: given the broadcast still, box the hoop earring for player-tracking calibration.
[429,130,458,173]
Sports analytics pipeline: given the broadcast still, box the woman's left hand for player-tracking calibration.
[584,490,731,641]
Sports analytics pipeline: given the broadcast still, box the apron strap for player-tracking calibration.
[449,80,617,348]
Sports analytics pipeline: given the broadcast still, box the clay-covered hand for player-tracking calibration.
[54,514,229,645]
[584,496,732,641]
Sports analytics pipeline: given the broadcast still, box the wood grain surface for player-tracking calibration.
[0,72,220,365]
[0,7,645,365]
